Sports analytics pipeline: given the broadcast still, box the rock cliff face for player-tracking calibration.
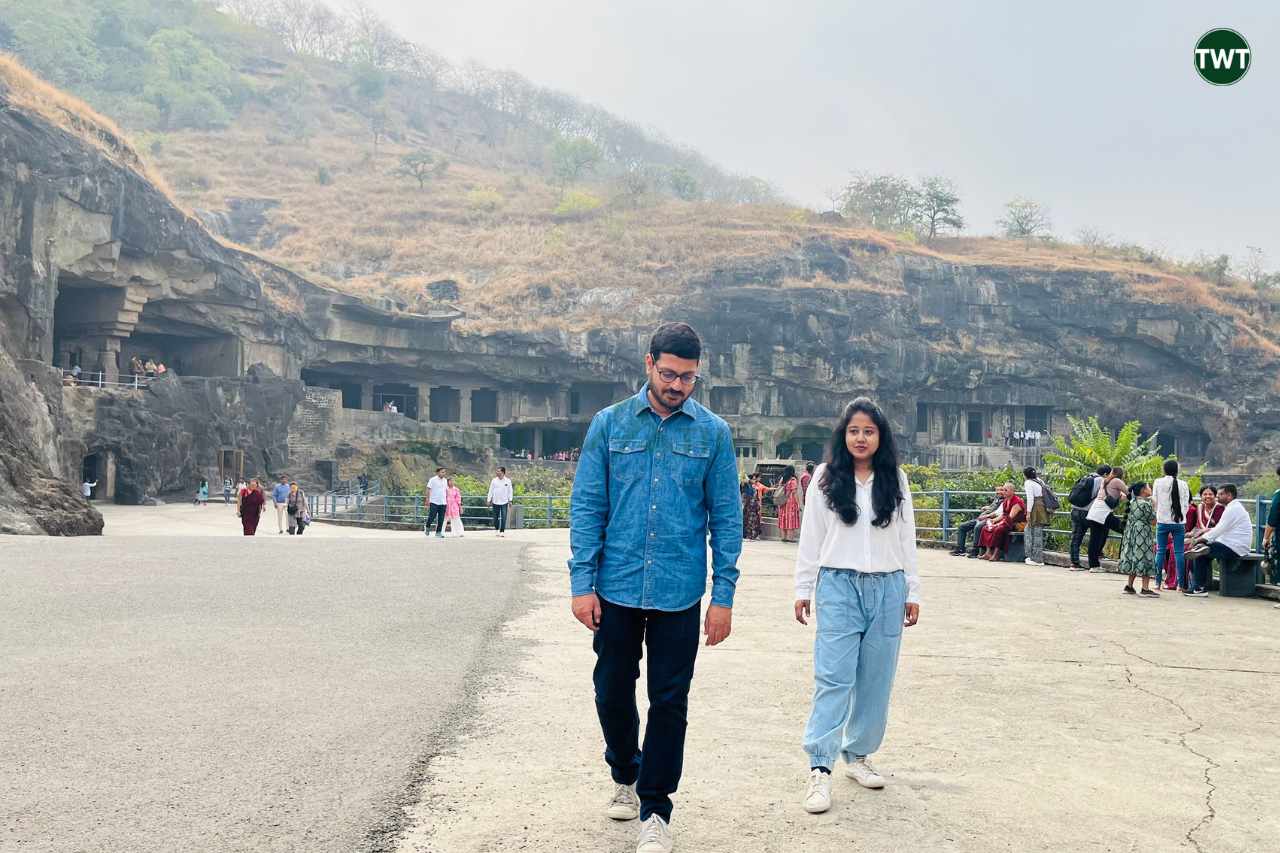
[2,77,1277,536]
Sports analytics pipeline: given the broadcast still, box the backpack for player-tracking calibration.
[1039,479,1061,512]
[1067,474,1096,508]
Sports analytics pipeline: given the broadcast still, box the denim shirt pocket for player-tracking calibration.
[670,441,712,484]
[609,438,649,483]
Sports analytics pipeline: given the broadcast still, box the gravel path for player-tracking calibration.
[394,537,1280,853]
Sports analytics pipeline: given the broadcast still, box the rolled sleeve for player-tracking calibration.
[706,423,743,608]
[568,413,610,596]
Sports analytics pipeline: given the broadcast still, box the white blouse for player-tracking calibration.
[794,465,921,604]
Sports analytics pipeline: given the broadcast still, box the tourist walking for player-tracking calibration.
[952,489,1001,557]
[568,322,741,853]
[272,475,290,534]
[978,484,1025,561]
[286,481,309,535]
[1086,467,1126,571]
[742,474,763,541]
[487,466,513,537]
[1152,460,1190,590]
[238,479,265,536]
[425,467,448,539]
[794,398,919,815]
[1118,482,1158,596]
[776,466,802,543]
[445,477,465,537]
[1022,467,1051,566]
[1068,465,1111,570]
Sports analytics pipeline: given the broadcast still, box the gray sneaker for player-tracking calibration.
[636,814,673,853]
[606,783,639,820]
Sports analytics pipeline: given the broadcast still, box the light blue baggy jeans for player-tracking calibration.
[803,568,907,770]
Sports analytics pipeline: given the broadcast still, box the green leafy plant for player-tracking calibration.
[1042,416,1164,484]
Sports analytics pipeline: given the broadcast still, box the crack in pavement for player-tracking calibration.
[1110,640,1219,853]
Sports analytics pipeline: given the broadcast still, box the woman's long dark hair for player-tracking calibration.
[819,397,902,527]
[1129,481,1148,503]
[1163,459,1184,523]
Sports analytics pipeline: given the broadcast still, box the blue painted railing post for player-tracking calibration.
[941,489,951,543]
[1255,497,1265,553]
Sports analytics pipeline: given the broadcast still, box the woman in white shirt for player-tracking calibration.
[795,397,920,815]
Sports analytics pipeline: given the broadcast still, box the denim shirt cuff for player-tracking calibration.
[571,575,596,597]
[710,580,735,609]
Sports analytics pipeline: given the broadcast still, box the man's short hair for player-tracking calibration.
[648,322,701,363]
[436,467,445,473]
[1096,464,1112,475]
[1219,483,1237,498]
[498,466,506,474]
[805,462,815,472]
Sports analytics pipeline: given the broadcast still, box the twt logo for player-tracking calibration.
[1195,29,1251,85]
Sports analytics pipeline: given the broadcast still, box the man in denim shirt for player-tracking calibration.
[569,322,742,853]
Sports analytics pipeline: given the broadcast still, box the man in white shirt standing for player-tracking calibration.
[425,467,449,539]
[81,479,97,500]
[1187,484,1251,593]
[487,466,513,537]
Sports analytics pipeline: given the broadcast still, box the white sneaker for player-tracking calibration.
[845,757,886,789]
[803,768,832,813]
[606,783,639,821]
[1024,558,1044,566]
[636,814,673,853]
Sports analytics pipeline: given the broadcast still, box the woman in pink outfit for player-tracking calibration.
[444,478,465,537]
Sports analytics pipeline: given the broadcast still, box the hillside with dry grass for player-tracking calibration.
[2,0,1275,344]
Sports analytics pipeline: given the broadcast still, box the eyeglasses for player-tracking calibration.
[656,368,701,385]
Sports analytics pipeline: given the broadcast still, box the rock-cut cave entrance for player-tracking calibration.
[81,450,117,502]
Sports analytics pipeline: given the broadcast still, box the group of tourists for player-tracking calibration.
[739,462,815,542]
[508,448,581,462]
[213,475,310,536]
[947,459,1261,599]
[423,466,515,538]
[568,323,919,853]
[127,355,167,380]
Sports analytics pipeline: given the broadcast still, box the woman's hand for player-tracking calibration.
[904,603,920,627]
[794,599,811,625]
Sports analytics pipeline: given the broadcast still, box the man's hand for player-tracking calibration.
[572,593,602,631]
[904,603,920,628]
[794,599,811,625]
[704,604,732,646]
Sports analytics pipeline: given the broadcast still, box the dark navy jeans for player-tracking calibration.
[593,596,700,823]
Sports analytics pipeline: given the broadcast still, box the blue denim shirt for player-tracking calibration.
[568,385,743,611]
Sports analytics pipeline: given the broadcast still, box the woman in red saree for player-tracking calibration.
[979,483,1026,561]
[239,478,266,536]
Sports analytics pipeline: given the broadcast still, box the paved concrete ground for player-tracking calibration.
[395,538,1280,853]
[0,506,531,853]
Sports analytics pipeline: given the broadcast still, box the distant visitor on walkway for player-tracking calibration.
[794,397,920,815]
[1118,482,1157,596]
[238,479,265,536]
[776,466,801,543]
[487,466,513,537]
[445,477,465,537]
[272,475,290,535]
[286,481,309,535]
[425,467,448,539]
[568,321,741,853]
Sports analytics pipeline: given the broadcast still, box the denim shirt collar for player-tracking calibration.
[631,383,703,423]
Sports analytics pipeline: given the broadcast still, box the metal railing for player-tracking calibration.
[307,493,573,529]
[62,370,150,389]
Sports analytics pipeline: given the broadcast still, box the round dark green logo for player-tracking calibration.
[1195,29,1251,85]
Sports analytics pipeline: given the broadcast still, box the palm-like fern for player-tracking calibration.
[1042,416,1168,485]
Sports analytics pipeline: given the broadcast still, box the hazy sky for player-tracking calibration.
[370,1,1277,266]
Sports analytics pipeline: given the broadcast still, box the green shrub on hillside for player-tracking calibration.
[554,190,603,219]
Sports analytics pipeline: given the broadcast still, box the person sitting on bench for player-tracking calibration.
[1187,483,1250,588]
[978,483,1024,562]
[952,490,1002,557]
